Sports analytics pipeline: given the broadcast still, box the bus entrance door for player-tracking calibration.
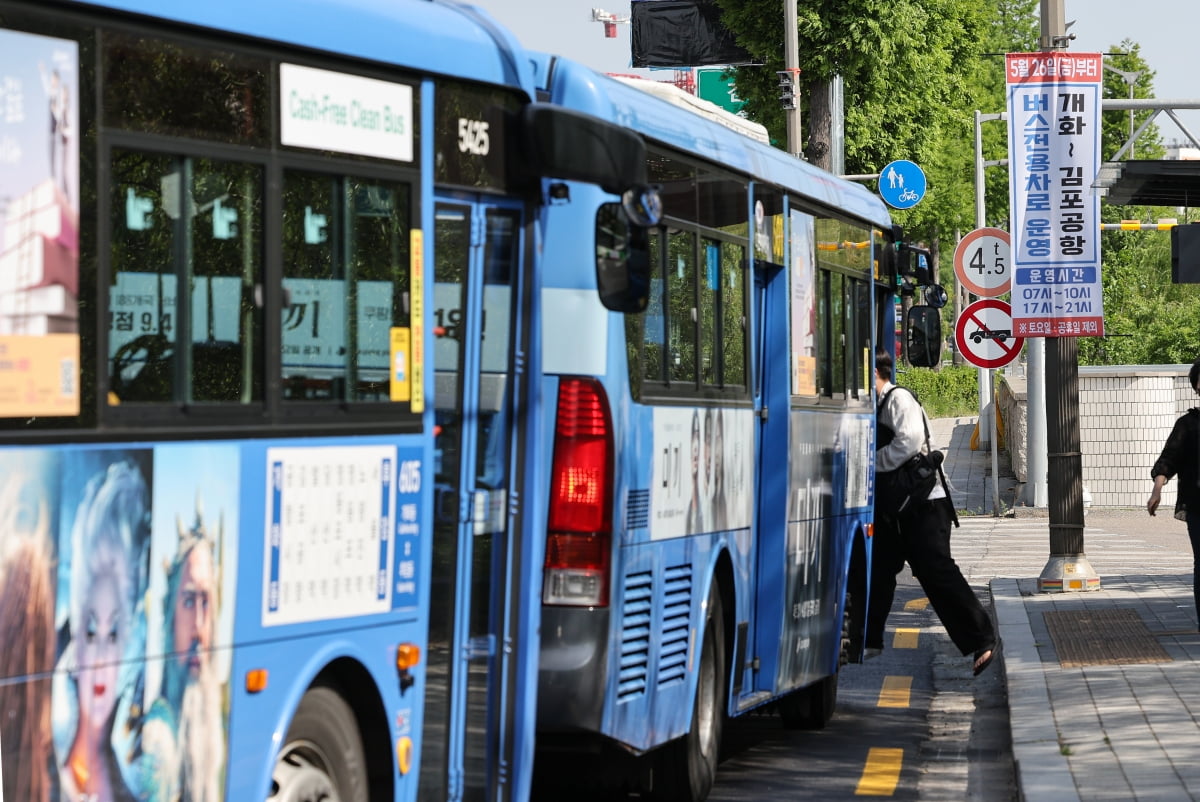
[421,198,525,801]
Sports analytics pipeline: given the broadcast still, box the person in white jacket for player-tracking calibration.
[867,348,997,676]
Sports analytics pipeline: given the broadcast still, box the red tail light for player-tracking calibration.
[544,378,613,607]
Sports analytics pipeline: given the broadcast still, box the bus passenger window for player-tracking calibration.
[851,277,871,397]
[281,172,411,403]
[832,272,846,394]
[816,269,832,396]
[108,151,263,405]
[699,237,747,388]
[700,240,717,385]
[813,216,870,401]
[191,158,263,402]
[667,230,696,385]
[110,151,176,403]
[349,180,411,401]
[721,242,746,387]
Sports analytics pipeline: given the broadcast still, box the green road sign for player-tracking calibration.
[696,69,744,115]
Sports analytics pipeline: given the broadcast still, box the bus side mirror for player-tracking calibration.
[906,305,943,367]
[923,283,948,309]
[595,203,651,313]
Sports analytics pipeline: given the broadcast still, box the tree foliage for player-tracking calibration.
[713,0,1200,366]
[1078,40,1200,366]
[714,0,1037,276]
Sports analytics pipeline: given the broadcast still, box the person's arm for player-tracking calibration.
[1147,473,1168,516]
[1148,414,1190,515]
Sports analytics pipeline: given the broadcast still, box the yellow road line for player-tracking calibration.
[904,597,929,611]
[892,627,920,649]
[877,675,912,708]
[855,747,903,795]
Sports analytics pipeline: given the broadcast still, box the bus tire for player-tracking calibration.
[650,583,726,801]
[270,685,368,802]
[778,672,838,730]
[778,604,846,730]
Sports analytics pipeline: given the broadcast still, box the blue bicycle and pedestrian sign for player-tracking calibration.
[878,159,926,209]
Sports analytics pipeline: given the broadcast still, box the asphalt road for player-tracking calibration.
[708,578,1017,802]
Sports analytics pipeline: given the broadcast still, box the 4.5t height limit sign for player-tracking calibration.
[953,227,1011,298]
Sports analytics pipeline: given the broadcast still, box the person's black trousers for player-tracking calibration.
[866,496,995,655]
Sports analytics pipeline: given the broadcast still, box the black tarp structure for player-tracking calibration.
[1099,159,1200,282]
[1101,159,1200,207]
[630,0,754,68]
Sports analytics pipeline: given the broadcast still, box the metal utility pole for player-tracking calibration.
[1037,0,1098,593]
[970,112,1002,517]
[783,0,802,157]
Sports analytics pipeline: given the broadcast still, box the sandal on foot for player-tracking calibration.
[973,640,1000,676]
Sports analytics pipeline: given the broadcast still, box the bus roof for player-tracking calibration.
[539,55,894,232]
[60,0,536,95]
[610,76,770,146]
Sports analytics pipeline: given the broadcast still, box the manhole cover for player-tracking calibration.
[1042,608,1172,667]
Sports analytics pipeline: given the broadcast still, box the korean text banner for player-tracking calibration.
[1006,52,1105,338]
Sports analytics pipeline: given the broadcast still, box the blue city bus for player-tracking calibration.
[527,56,940,799]
[0,2,657,800]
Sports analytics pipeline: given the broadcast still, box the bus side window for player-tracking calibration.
[280,171,411,403]
[667,229,697,385]
[720,241,746,388]
[108,151,264,405]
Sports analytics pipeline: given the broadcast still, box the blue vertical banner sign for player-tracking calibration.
[1005,52,1105,338]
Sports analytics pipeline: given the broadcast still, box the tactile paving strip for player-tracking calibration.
[1042,607,1173,667]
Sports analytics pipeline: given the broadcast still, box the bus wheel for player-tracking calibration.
[650,584,726,801]
[779,672,837,730]
[779,605,846,730]
[270,686,368,802]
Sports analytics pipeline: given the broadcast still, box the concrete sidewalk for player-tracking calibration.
[929,416,1200,802]
[928,415,1020,517]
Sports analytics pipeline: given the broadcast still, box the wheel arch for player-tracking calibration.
[711,547,736,699]
[845,521,871,663]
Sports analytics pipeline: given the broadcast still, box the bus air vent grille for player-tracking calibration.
[657,565,692,687]
[626,489,650,530]
[618,570,653,700]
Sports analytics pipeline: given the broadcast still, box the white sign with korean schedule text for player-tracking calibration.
[1005,52,1104,338]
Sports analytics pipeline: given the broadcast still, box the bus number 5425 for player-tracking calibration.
[458,118,490,155]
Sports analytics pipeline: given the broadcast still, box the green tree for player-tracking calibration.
[714,0,1038,278]
[715,0,988,174]
[1079,40,1200,366]
[1099,41,1163,164]
[713,1,1200,367]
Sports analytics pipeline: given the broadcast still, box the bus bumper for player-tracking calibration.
[537,605,610,731]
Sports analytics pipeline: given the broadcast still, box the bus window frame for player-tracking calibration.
[787,200,876,412]
[626,216,751,405]
[86,21,433,432]
[99,134,427,429]
[625,146,752,405]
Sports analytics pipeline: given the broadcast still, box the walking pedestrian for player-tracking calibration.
[867,348,998,675]
[1147,356,1200,627]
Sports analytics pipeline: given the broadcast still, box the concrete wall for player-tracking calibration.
[997,364,1195,509]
